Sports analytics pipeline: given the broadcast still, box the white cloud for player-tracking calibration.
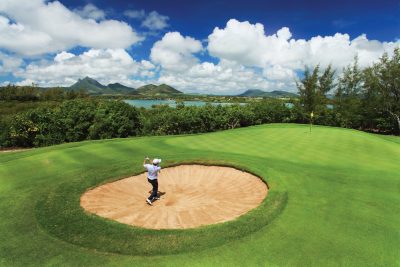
[149,31,295,94]
[16,49,156,87]
[1,81,13,86]
[263,65,296,81]
[124,9,146,19]
[74,3,106,21]
[54,51,75,63]
[208,19,400,71]
[140,59,156,70]
[158,64,248,94]
[0,15,53,55]
[142,11,169,31]
[0,0,143,56]
[15,79,37,86]
[150,32,203,71]
[157,59,292,94]
[0,52,23,74]
[124,9,169,31]
[208,19,269,67]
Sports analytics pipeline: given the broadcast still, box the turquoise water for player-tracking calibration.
[123,99,240,108]
[285,103,294,108]
[123,100,331,110]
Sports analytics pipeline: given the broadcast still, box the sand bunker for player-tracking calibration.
[81,165,268,229]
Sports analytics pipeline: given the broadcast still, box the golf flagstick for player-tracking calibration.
[310,111,314,133]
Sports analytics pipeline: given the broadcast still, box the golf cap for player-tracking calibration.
[153,158,161,164]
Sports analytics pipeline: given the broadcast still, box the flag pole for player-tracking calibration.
[310,111,314,133]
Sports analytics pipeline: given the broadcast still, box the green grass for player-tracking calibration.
[0,123,399,266]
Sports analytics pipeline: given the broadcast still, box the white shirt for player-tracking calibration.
[144,164,161,180]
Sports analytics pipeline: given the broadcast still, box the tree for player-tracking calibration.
[89,101,141,139]
[335,57,363,128]
[374,49,400,133]
[7,114,39,147]
[58,100,97,142]
[297,66,319,116]
[297,65,335,123]
[222,104,255,129]
[250,99,290,124]
[319,65,336,97]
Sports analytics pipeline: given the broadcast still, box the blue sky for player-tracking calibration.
[68,0,400,40]
[66,0,400,59]
[0,0,399,94]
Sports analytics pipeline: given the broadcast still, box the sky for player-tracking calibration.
[0,0,399,94]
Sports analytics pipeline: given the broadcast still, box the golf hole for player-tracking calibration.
[81,165,268,229]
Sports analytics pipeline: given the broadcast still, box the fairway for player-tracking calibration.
[0,123,399,266]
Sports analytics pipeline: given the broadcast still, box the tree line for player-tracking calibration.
[0,100,141,147]
[0,99,294,147]
[297,48,399,134]
[0,85,88,101]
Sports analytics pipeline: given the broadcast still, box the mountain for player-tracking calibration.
[238,89,298,98]
[68,77,181,95]
[136,84,182,95]
[69,77,137,94]
[107,82,138,94]
[238,89,266,97]
[69,77,109,94]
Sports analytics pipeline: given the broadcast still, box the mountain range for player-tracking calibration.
[238,89,298,98]
[25,77,298,97]
[69,77,182,95]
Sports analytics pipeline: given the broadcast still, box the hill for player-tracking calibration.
[136,84,182,95]
[69,77,110,94]
[68,77,180,95]
[69,77,137,94]
[238,89,298,98]
[107,82,138,94]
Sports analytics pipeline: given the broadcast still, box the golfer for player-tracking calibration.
[143,157,162,205]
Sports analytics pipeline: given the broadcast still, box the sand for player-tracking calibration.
[0,148,31,153]
[80,165,268,229]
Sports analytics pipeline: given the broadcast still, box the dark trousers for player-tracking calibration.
[147,178,158,201]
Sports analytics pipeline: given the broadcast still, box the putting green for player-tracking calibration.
[0,124,399,266]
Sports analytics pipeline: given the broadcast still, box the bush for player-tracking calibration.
[1,99,141,147]
[89,101,141,139]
